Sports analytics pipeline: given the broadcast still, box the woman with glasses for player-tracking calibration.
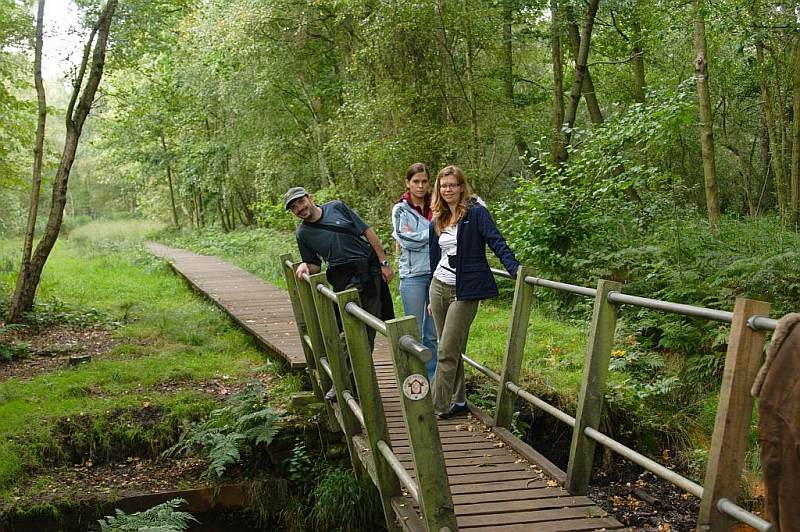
[428,165,520,419]
[391,163,438,380]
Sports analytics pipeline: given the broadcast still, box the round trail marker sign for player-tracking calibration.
[402,374,430,401]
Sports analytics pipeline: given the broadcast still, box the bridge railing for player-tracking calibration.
[280,254,456,532]
[479,266,776,532]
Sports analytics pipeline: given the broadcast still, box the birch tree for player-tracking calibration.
[8,0,118,322]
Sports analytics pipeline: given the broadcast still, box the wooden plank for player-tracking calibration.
[389,436,500,448]
[394,448,512,461]
[449,479,550,495]
[403,454,519,467]
[451,487,566,506]
[457,505,608,528]
[390,497,425,532]
[307,273,364,479]
[146,243,308,369]
[448,470,542,486]
[460,517,626,531]
[493,426,566,485]
[454,495,596,516]
[442,462,531,476]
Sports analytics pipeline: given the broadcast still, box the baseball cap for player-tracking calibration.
[283,186,309,209]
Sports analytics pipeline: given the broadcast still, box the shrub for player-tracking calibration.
[165,385,280,478]
[98,498,197,531]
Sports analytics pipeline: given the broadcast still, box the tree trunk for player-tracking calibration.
[723,141,756,217]
[194,184,204,227]
[755,40,788,218]
[565,8,604,127]
[791,33,800,224]
[550,0,566,163]
[10,0,47,323]
[217,199,230,232]
[692,0,720,230]
[631,3,646,103]
[502,0,529,161]
[159,132,180,230]
[748,0,788,219]
[556,0,601,166]
[463,5,481,169]
[8,0,118,322]
[235,185,255,226]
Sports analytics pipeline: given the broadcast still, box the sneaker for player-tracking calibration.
[325,387,337,402]
[436,403,468,420]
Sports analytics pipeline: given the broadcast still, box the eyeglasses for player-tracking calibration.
[439,183,461,190]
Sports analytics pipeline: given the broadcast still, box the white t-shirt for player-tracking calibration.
[433,224,458,285]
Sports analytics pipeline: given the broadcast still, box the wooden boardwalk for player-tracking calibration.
[148,243,626,531]
[145,242,306,369]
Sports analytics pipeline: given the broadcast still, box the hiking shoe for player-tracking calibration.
[436,403,468,420]
[325,387,337,402]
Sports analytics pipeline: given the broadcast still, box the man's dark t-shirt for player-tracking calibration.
[295,200,372,268]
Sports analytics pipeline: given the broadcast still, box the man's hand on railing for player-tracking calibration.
[295,262,320,280]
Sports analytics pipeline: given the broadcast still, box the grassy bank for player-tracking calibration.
[0,221,301,504]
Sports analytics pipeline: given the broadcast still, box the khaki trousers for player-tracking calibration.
[429,277,479,414]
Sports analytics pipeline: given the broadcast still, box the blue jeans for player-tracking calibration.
[400,274,438,379]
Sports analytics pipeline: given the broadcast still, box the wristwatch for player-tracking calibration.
[379,259,391,267]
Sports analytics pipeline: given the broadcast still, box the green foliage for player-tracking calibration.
[165,385,280,478]
[0,1,35,234]
[467,380,497,411]
[21,299,121,329]
[510,411,531,440]
[497,84,693,281]
[254,200,296,232]
[0,323,29,361]
[98,498,198,531]
[309,467,383,532]
[286,440,313,482]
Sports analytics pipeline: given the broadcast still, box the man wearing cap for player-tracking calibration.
[284,186,395,353]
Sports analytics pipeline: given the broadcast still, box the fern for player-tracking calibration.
[163,385,279,478]
[98,498,197,531]
[207,432,244,477]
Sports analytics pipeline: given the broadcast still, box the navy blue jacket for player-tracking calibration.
[429,199,520,300]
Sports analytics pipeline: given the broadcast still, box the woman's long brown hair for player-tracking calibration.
[432,165,473,235]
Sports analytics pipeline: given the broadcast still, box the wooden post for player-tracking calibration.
[337,289,402,532]
[385,315,457,532]
[280,254,316,370]
[566,279,621,495]
[293,264,332,398]
[495,265,536,428]
[697,297,769,531]
[307,273,365,479]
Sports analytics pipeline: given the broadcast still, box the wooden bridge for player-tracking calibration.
[148,242,777,532]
